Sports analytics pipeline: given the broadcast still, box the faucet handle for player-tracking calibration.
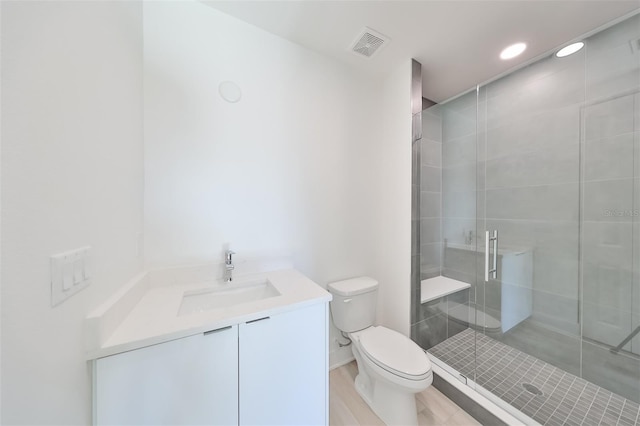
[225,250,236,263]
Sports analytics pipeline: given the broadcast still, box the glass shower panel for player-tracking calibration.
[414,97,478,359]
[441,91,478,286]
[441,90,478,305]
[476,45,584,391]
[581,13,640,403]
[424,90,479,385]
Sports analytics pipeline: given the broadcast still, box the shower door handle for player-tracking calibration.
[485,230,498,282]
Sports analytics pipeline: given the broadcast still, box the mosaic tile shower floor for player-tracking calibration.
[429,329,640,426]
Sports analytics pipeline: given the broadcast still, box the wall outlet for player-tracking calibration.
[51,246,92,306]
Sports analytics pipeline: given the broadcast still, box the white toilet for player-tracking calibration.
[328,277,432,426]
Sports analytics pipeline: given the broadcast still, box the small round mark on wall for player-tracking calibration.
[218,81,242,103]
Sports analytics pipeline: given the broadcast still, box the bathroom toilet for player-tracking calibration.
[328,277,432,426]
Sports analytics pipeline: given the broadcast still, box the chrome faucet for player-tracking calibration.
[224,250,235,282]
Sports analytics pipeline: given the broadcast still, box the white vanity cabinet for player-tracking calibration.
[94,324,239,425]
[93,302,328,426]
[239,302,327,425]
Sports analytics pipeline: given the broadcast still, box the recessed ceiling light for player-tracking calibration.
[556,42,584,58]
[500,42,527,60]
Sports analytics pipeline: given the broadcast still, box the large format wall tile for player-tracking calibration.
[418,108,444,291]
[420,218,441,244]
[531,289,579,334]
[421,140,442,167]
[486,219,579,258]
[442,268,475,286]
[586,15,640,101]
[486,50,584,102]
[486,183,579,221]
[421,243,442,277]
[443,95,477,143]
[442,246,477,277]
[485,144,579,189]
[442,163,476,194]
[486,59,584,124]
[485,106,580,161]
[584,94,634,141]
[443,133,476,167]
[531,251,579,297]
[421,165,441,193]
[442,217,477,246]
[583,133,635,181]
[583,178,635,222]
[420,191,441,218]
[442,189,476,219]
[582,221,634,268]
[423,109,443,143]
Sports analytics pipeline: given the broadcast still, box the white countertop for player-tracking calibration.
[87,269,331,360]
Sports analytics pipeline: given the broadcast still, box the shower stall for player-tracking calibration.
[412,12,640,425]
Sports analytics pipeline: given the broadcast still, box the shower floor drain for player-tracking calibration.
[522,383,543,396]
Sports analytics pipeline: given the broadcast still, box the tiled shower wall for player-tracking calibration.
[411,101,475,350]
[420,108,443,280]
[441,92,479,288]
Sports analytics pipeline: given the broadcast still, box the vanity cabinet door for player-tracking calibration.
[95,325,238,425]
[238,303,327,426]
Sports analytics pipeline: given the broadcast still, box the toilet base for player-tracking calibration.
[352,344,431,425]
[354,372,421,425]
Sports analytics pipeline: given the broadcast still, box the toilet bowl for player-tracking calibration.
[328,277,432,425]
[349,326,433,425]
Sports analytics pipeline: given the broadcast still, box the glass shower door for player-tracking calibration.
[474,48,585,405]
[438,89,479,386]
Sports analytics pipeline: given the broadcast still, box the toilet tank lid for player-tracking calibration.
[327,276,378,297]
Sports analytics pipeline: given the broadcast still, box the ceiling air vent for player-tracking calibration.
[350,27,389,58]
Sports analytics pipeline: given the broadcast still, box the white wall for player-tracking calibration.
[1,2,144,424]
[368,62,413,336]
[0,1,414,422]
[143,1,384,365]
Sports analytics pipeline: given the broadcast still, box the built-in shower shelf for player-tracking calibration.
[421,276,470,303]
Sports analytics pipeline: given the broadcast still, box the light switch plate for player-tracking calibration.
[51,246,92,306]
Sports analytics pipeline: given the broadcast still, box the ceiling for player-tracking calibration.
[204,1,639,102]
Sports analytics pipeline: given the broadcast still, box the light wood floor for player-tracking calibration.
[329,361,481,426]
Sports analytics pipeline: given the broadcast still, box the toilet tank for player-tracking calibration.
[327,277,378,332]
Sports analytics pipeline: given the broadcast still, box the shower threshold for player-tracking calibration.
[428,329,640,426]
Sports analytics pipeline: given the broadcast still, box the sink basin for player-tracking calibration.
[178,279,281,316]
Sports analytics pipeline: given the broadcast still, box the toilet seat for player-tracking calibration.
[358,326,431,381]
